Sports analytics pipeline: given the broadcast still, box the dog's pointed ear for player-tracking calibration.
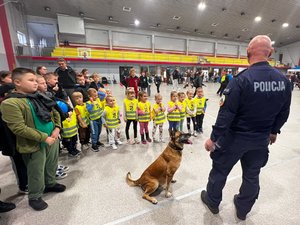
[170,130,176,139]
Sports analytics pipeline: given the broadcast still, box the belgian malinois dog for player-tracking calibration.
[126,131,192,204]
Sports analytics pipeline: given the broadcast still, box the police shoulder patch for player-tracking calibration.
[219,95,226,107]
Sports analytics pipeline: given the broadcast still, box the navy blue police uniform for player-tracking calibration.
[205,61,291,217]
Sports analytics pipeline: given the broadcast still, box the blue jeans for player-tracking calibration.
[90,118,102,145]
[168,121,179,132]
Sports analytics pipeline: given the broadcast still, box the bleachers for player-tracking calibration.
[51,47,198,64]
[51,47,277,66]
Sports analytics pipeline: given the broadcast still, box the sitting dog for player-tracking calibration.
[126,131,192,204]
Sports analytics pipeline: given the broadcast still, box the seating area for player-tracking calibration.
[51,47,280,67]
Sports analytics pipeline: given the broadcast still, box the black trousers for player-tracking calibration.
[62,135,78,154]
[187,117,196,131]
[11,151,28,190]
[155,84,161,93]
[125,120,138,140]
[195,114,204,131]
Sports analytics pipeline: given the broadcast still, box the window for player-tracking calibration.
[17,31,27,45]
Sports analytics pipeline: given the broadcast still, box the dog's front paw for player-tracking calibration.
[152,198,158,204]
[165,191,172,198]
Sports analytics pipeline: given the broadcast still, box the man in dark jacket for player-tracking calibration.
[55,58,77,104]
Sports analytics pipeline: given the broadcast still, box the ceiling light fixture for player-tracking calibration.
[167,28,175,31]
[79,12,84,17]
[134,19,140,26]
[282,23,289,28]
[240,12,245,16]
[271,19,276,23]
[108,16,113,20]
[211,23,219,27]
[156,23,161,27]
[222,8,226,12]
[44,6,51,11]
[176,26,181,30]
[242,28,248,32]
[198,2,206,10]
[194,29,198,32]
[254,16,262,22]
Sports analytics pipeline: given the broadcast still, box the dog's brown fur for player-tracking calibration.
[126,131,191,204]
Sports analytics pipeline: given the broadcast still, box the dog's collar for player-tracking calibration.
[168,142,183,151]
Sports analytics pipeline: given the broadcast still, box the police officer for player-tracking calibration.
[201,35,291,220]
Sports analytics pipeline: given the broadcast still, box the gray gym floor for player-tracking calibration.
[0,82,299,225]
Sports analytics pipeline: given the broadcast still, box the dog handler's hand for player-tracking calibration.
[269,134,277,145]
[205,139,215,152]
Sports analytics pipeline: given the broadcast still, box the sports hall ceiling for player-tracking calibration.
[19,0,300,46]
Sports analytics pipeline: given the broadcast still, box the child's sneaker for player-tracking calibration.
[146,137,152,143]
[127,139,134,145]
[55,170,67,180]
[91,145,99,152]
[159,138,165,143]
[111,144,118,150]
[193,131,198,137]
[134,138,140,144]
[188,129,192,134]
[116,140,123,145]
[142,140,147,144]
[18,186,29,195]
[57,165,69,172]
[69,149,81,157]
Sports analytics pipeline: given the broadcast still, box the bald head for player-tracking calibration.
[247,35,274,65]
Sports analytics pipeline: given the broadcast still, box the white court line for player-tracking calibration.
[104,155,300,225]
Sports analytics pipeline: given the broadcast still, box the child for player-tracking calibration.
[185,89,197,136]
[86,88,104,151]
[61,110,81,157]
[123,87,139,144]
[194,87,208,134]
[74,75,89,102]
[151,93,166,143]
[177,92,186,132]
[72,91,90,149]
[45,72,68,102]
[102,95,122,150]
[1,67,65,211]
[137,91,151,144]
[89,73,104,90]
[167,91,181,135]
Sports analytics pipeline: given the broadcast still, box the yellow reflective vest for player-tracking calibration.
[87,98,103,120]
[185,98,196,117]
[194,97,207,115]
[167,101,181,122]
[138,101,151,122]
[178,101,186,120]
[61,111,78,138]
[151,103,166,124]
[104,105,120,129]
[75,103,90,125]
[123,98,138,120]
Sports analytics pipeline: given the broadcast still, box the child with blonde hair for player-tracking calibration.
[177,92,186,132]
[185,89,197,136]
[102,95,122,150]
[194,87,208,134]
[123,87,139,144]
[167,91,181,135]
[72,92,90,148]
[137,91,151,144]
[151,93,166,143]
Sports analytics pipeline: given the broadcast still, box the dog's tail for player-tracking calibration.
[126,172,139,186]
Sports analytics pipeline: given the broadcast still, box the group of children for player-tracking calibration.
[123,87,208,145]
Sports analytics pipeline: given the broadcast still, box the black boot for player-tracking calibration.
[145,132,152,142]
[0,201,16,213]
[29,198,48,211]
